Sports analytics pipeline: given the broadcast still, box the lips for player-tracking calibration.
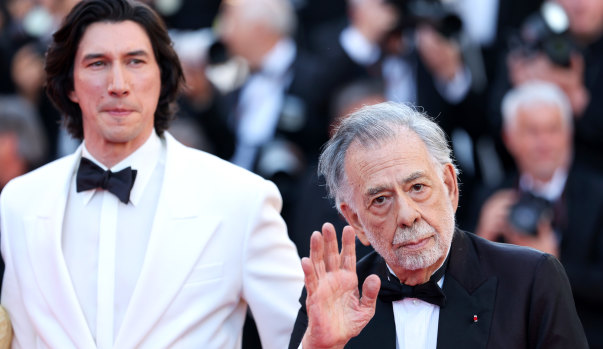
[103,107,134,116]
[396,235,433,251]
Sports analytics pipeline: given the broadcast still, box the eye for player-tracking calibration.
[88,61,105,68]
[411,183,424,192]
[128,58,145,66]
[374,196,386,205]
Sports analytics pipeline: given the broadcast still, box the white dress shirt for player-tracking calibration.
[230,38,296,170]
[391,280,444,349]
[519,168,568,203]
[62,131,165,348]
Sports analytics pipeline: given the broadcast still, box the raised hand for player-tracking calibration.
[301,223,381,349]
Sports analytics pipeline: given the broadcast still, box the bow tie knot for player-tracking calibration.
[378,264,447,307]
[76,157,137,204]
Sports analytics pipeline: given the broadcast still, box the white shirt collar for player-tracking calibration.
[78,131,163,206]
[258,38,296,79]
[519,167,569,202]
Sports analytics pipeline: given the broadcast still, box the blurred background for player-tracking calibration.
[1,0,602,347]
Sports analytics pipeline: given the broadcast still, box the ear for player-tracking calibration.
[442,163,459,212]
[68,90,79,104]
[340,202,371,246]
[502,127,516,157]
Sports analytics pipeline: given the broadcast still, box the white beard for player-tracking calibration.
[367,204,455,271]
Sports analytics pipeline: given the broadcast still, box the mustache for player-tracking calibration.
[392,220,437,245]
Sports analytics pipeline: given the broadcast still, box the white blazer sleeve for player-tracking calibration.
[241,179,304,349]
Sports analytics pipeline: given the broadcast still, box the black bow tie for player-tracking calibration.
[378,261,447,307]
[76,157,137,204]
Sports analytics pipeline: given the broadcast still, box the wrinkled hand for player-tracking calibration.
[301,223,381,349]
[504,219,560,257]
[475,189,517,242]
[416,25,463,82]
[507,52,589,116]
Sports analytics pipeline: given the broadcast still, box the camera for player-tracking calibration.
[508,192,553,236]
[508,2,575,67]
[386,0,463,39]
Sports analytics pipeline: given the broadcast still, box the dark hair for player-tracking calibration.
[45,0,184,139]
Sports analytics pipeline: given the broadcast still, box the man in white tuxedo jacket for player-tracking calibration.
[0,0,304,348]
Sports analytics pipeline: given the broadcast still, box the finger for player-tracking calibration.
[360,274,381,311]
[341,226,357,273]
[301,257,318,295]
[309,230,326,278]
[322,222,340,272]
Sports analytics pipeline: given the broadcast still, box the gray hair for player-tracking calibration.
[501,80,573,130]
[235,0,297,37]
[318,101,458,209]
[0,95,48,167]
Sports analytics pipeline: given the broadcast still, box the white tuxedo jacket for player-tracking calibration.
[0,133,304,349]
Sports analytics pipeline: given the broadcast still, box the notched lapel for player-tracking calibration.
[437,274,497,349]
[23,150,97,348]
[115,136,223,348]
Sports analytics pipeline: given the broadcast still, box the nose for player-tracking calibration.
[396,194,420,228]
[107,64,129,97]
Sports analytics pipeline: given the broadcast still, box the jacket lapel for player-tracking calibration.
[114,134,221,348]
[437,230,496,349]
[25,148,97,348]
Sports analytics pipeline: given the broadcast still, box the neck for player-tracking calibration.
[85,131,153,168]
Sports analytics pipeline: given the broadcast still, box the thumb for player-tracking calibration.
[360,274,381,310]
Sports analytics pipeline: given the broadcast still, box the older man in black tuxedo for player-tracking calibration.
[289,102,587,348]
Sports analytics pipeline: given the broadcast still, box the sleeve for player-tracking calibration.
[0,185,35,349]
[241,179,305,349]
[527,254,589,348]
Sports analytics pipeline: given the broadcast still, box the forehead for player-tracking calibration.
[344,129,438,191]
[76,20,154,58]
[516,103,564,128]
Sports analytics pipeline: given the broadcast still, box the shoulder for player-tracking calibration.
[459,229,549,266]
[450,230,563,286]
[164,134,280,200]
[1,154,76,209]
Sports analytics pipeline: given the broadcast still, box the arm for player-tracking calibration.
[0,185,34,349]
[527,254,588,348]
[298,223,380,349]
[243,180,305,349]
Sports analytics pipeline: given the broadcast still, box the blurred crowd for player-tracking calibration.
[1,0,603,346]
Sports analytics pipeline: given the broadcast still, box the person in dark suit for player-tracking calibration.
[215,0,347,225]
[289,101,587,348]
[473,81,603,348]
[489,0,603,176]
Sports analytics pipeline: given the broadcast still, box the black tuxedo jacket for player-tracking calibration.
[465,165,603,347]
[289,230,588,348]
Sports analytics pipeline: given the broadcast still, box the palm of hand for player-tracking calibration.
[306,269,374,344]
[301,224,380,349]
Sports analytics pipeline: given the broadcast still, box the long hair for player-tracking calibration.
[45,0,184,139]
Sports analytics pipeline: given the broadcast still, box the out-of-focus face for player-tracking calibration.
[558,0,603,44]
[504,103,572,182]
[218,0,258,61]
[69,20,161,159]
[340,128,458,280]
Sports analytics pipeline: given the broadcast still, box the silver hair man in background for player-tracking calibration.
[475,80,603,347]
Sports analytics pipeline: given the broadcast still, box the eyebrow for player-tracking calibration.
[82,50,150,61]
[364,171,425,197]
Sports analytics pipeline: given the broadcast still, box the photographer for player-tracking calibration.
[491,0,603,176]
[473,81,603,348]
